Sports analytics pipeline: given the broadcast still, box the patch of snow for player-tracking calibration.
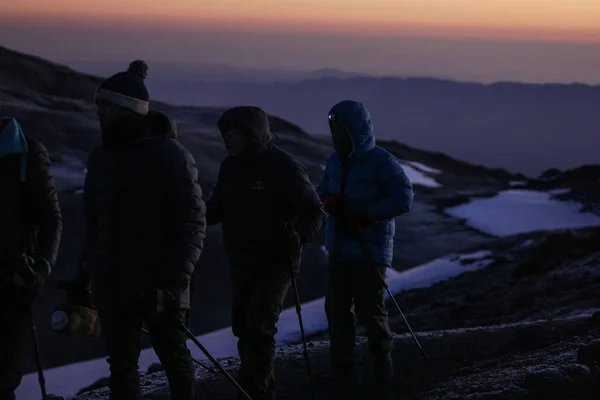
[51,163,87,192]
[548,188,572,195]
[509,180,528,187]
[513,239,536,250]
[400,163,442,188]
[320,245,329,257]
[404,161,442,175]
[386,250,494,294]
[445,190,600,237]
[17,249,494,398]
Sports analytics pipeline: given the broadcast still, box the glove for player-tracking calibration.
[320,193,345,215]
[13,255,48,298]
[343,211,372,237]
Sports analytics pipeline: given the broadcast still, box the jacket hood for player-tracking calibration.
[328,100,375,158]
[0,117,28,181]
[217,106,273,157]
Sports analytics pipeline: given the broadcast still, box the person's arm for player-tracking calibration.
[166,145,207,286]
[365,155,414,221]
[26,140,62,275]
[206,163,225,226]
[283,160,325,244]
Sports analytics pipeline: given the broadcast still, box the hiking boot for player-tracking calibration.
[372,355,394,384]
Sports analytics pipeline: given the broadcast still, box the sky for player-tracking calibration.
[2,0,600,83]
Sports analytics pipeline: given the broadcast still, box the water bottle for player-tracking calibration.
[51,304,102,339]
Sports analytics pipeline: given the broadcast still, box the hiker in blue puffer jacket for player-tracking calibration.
[316,100,414,387]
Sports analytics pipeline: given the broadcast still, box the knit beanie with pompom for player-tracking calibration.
[94,60,150,115]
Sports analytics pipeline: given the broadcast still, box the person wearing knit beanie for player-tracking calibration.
[75,60,206,400]
[94,60,150,115]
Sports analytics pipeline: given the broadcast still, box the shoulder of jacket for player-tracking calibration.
[25,137,47,156]
[161,138,195,160]
[270,146,305,173]
[25,137,51,165]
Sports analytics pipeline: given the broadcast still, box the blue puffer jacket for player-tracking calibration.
[316,100,414,267]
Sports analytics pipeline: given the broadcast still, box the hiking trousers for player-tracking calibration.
[230,266,292,400]
[98,298,196,400]
[324,259,393,377]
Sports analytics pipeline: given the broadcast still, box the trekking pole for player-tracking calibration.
[288,265,317,400]
[182,325,253,400]
[31,317,48,399]
[163,291,253,400]
[140,327,218,376]
[356,239,428,360]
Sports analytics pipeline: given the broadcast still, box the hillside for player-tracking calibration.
[146,74,600,176]
[2,45,600,399]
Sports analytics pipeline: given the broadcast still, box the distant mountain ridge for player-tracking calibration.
[142,70,600,177]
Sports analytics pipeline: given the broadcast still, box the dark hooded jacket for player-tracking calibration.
[206,106,324,271]
[0,117,63,286]
[79,111,206,309]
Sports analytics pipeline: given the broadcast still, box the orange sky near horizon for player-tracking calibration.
[5,0,600,42]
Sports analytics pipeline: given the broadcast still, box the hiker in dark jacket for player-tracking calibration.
[317,100,414,388]
[206,106,324,400]
[71,61,206,400]
[0,117,62,399]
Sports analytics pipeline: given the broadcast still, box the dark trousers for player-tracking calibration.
[324,259,393,373]
[98,299,196,400]
[0,300,32,400]
[231,266,292,400]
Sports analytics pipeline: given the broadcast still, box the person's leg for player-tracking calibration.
[353,262,394,384]
[240,268,292,400]
[98,307,144,400]
[327,259,359,381]
[230,268,253,397]
[0,304,32,400]
[145,308,195,400]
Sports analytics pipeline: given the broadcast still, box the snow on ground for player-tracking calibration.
[51,162,86,192]
[509,180,528,187]
[548,188,572,195]
[404,161,442,175]
[386,250,494,294]
[399,163,442,188]
[16,250,493,399]
[320,245,329,256]
[445,189,600,237]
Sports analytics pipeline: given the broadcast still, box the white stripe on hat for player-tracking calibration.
[94,89,149,115]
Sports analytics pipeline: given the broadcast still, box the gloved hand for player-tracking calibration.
[13,254,48,298]
[343,211,372,237]
[320,193,345,215]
